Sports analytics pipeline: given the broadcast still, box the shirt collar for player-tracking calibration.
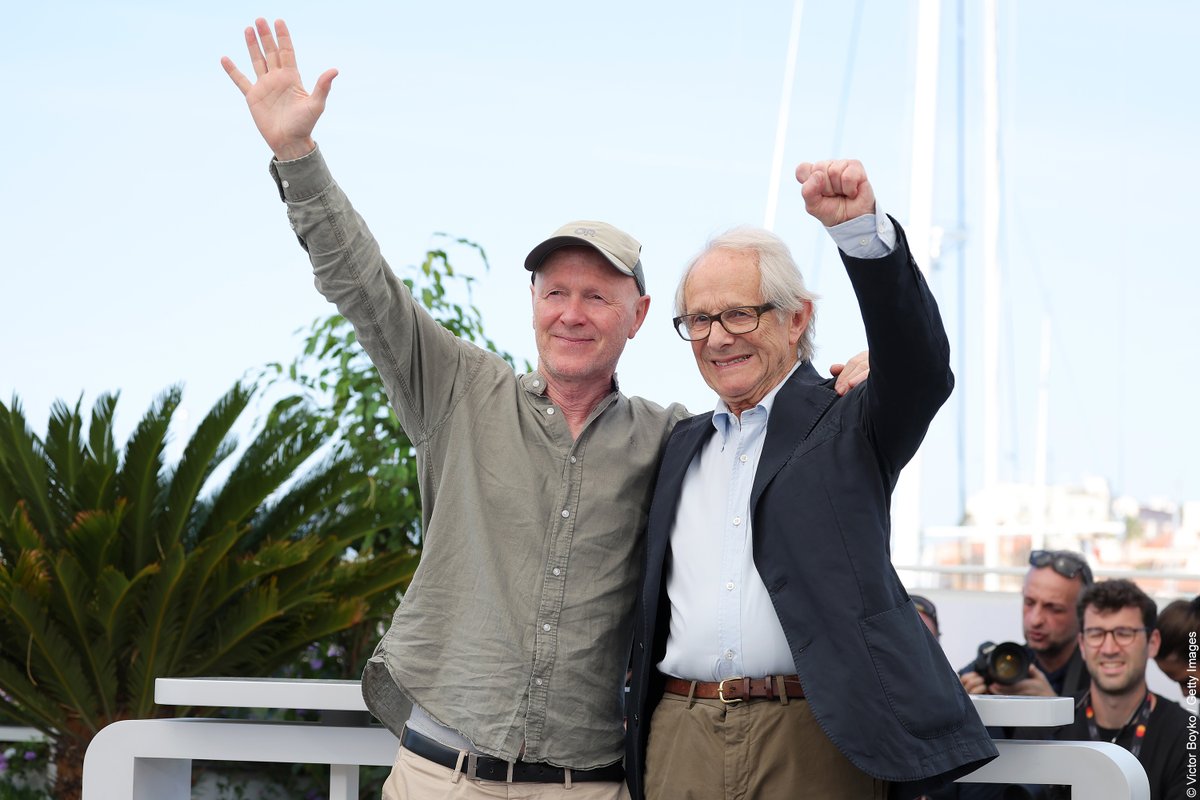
[522,370,621,397]
[523,371,550,396]
[710,360,803,442]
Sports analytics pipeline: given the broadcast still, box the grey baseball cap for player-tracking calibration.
[524,220,646,295]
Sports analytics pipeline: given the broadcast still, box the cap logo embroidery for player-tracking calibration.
[573,227,598,237]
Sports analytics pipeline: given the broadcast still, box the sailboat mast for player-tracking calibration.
[892,0,942,568]
[981,0,1002,588]
[763,0,806,232]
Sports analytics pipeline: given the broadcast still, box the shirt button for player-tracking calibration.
[552,568,561,577]
[532,379,540,387]
[732,516,742,526]
[570,456,577,463]
[535,678,544,686]
[739,454,748,463]
[859,237,868,246]
[726,582,735,591]
[546,407,555,415]
[561,509,570,518]
[282,179,290,189]
[543,623,552,632]
[724,650,734,660]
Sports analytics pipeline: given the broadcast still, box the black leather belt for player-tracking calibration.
[400,726,625,783]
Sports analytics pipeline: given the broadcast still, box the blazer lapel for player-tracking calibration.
[750,362,838,508]
[647,415,713,549]
[643,415,713,609]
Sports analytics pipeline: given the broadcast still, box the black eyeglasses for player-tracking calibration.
[673,303,776,341]
[1029,549,1094,586]
[1081,626,1149,648]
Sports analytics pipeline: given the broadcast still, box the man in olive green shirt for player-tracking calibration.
[223,18,864,798]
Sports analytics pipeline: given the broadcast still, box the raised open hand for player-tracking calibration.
[221,18,337,162]
[794,159,876,228]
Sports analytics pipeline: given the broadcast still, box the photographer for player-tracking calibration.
[960,550,1094,699]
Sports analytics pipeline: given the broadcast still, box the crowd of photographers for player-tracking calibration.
[910,551,1199,800]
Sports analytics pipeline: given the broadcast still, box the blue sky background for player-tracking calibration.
[2,1,1196,529]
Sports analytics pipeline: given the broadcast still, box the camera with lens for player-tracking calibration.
[972,641,1030,685]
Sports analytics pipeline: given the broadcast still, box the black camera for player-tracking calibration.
[972,641,1031,685]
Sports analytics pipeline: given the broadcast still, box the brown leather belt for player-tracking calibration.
[662,675,805,704]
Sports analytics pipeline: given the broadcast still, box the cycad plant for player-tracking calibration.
[0,384,418,800]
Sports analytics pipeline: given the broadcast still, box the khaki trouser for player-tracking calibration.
[644,691,887,800]
[382,746,631,800]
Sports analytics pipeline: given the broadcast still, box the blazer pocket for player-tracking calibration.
[860,600,966,739]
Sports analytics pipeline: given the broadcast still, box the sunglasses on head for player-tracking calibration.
[1028,549,1094,586]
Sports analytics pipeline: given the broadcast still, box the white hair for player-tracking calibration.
[675,226,819,362]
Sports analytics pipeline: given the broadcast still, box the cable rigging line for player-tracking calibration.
[805,0,865,291]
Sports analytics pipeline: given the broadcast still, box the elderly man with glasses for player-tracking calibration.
[1037,579,1191,800]
[960,549,1096,700]
[625,159,996,800]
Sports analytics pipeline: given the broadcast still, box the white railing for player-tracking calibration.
[79,679,1151,800]
[0,726,46,744]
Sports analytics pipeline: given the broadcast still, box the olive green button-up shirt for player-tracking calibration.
[270,147,687,769]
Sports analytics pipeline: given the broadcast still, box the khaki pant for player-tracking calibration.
[644,692,887,800]
[382,746,631,800]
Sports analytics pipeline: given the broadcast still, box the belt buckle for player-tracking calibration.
[717,677,745,705]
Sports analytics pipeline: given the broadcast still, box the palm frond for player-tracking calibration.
[46,548,121,720]
[187,580,284,676]
[94,562,160,656]
[64,505,126,581]
[327,548,420,606]
[159,383,252,552]
[117,386,181,570]
[200,398,327,543]
[250,455,369,543]
[269,537,347,601]
[0,397,57,542]
[44,396,87,524]
[0,501,45,561]
[0,659,65,734]
[265,597,371,670]
[0,547,50,599]
[79,393,120,509]
[125,543,186,718]
[297,505,394,554]
[4,588,102,733]
[205,532,316,612]
[162,522,245,676]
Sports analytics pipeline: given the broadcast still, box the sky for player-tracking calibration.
[2,1,1197,531]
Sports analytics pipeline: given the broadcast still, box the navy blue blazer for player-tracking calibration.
[625,222,998,799]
